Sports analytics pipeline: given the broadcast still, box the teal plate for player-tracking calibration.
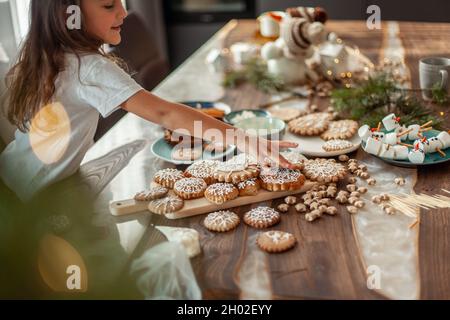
[362,129,450,168]
[151,138,237,165]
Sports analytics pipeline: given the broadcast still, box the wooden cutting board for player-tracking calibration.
[109,180,317,219]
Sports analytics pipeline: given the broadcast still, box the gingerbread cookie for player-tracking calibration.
[173,178,207,200]
[237,178,261,196]
[148,196,184,215]
[244,207,281,229]
[320,120,358,141]
[303,159,348,183]
[214,155,260,184]
[260,167,305,192]
[322,139,355,152]
[204,183,239,204]
[257,231,297,253]
[185,160,219,185]
[171,146,203,161]
[204,211,240,232]
[288,112,332,136]
[153,168,184,189]
[134,186,169,201]
[280,151,307,170]
[267,107,306,122]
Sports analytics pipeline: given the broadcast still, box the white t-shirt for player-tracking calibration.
[0,53,142,202]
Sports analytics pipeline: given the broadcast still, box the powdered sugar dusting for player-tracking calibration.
[205,211,240,229]
[174,178,207,193]
[206,183,237,196]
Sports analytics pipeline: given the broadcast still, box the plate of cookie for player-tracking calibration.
[284,112,362,157]
[151,137,237,165]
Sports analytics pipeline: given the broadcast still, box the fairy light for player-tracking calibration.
[440,112,445,116]
[340,72,346,78]
[327,70,332,76]
[347,72,352,78]
[334,58,340,64]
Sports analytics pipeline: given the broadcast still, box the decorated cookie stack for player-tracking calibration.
[359,113,448,164]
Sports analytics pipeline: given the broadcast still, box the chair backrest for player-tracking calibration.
[94,11,169,141]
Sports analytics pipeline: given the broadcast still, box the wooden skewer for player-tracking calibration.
[397,128,413,138]
[420,120,433,128]
[420,127,433,133]
[436,148,446,157]
[400,142,413,148]
[377,122,382,132]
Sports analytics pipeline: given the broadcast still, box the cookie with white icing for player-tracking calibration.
[173,178,207,200]
[260,167,305,192]
[204,211,240,232]
[204,183,239,204]
[214,155,260,184]
[303,158,347,183]
[322,139,355,152]
[244,207,281,229]
[237,178,261,196]
[257,231,297,253]
[185,160,219,185]
[288,112,332,136]
[148,196,184,215]
[321,120,358,141]
[280,151,307,170]
[134,186,169,201]
[153,168,184,189]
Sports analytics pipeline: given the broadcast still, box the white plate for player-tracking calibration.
[283,131,362,157]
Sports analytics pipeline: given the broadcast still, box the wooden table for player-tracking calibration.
[85,20,450,300]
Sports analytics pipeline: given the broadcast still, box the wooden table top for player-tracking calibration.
[85,20,450,300]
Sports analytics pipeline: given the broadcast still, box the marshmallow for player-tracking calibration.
[364,137,383,155]
[408,124,421,140]
[408,148,425,164]
[371,131,385,142]
[437,131,450,149]
[358,125,371,142]
[379,144,395,159]
[385,132,400,146]
[428,137,444,152]
[382,113,400,131]
[393,145,409,160]
[395,125,408,142]
[413,139,432,154]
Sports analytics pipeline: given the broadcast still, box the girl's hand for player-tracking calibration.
[235,134,300,170]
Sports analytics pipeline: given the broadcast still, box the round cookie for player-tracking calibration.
[320,120,359,141]
[303,159,348,183]
[134,186,169,201]
[257,231,297,253]
[185,160,219,185]
[267,107,307,122]
[244,207,281,229]
[280,151,307,170]
[260,167,305,192]
[148,196,184,215]
[288,112,332,136]
[173,178,207,200]
[237,178,261,196]
[322,139,355,152]
[153,168,185,189]
[204,183,239,205]
[204,211,240,232]
[214,155,260,184]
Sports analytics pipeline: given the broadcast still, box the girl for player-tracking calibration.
[0,0,298,202]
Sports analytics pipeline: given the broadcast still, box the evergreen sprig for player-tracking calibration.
[331,74,445,129]
[223,58,285,93]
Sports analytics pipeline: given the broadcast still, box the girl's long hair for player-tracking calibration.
[5,0,117,132]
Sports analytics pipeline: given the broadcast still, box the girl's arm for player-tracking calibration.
[122,90,299,169]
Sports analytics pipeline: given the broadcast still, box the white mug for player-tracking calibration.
[419,57,450,100]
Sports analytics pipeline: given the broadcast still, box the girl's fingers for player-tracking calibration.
[277,155,297,169]
[276,141,299,148]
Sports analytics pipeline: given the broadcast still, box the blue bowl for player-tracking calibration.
[234,117,286,140]
[223,109,271,125]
